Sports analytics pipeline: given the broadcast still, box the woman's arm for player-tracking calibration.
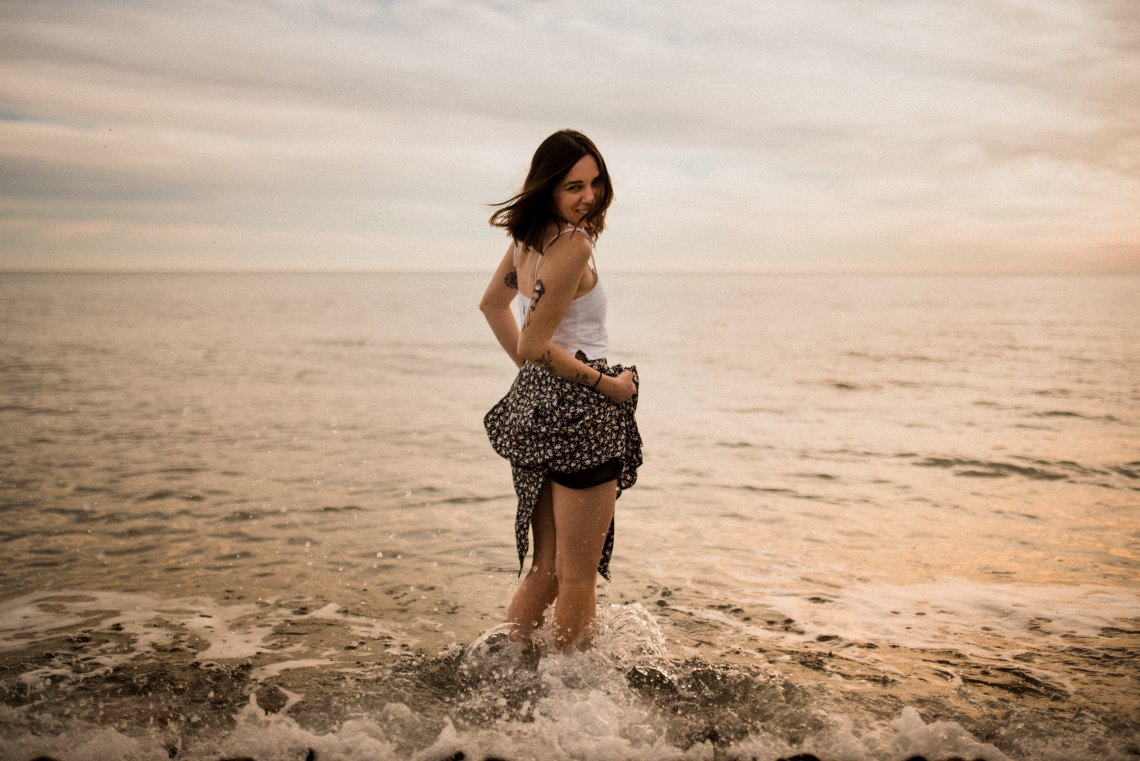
[479,243,524,368]
[516,235,637,403]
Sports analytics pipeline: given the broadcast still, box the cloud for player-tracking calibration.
[0,0,1137,273]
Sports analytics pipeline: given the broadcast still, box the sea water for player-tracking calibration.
[0,272,1136,761]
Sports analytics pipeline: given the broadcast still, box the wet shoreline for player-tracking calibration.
[1,590,1136,761]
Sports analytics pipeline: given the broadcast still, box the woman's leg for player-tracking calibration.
[550,479,617,651]
[506,481,558,641]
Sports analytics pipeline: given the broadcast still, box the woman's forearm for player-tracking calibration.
[483,305,523,368]
[520,339,599,388]
[520,339,636,402]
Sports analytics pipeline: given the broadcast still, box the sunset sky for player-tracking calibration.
[2,0,1138,274]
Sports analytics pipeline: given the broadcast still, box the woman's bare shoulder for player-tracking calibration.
[544,227,593,262]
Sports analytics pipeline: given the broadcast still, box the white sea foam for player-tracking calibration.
[726,707,1013,761]
[249,658,334,682]
[0,650,1016,761]
[0,589,411,657]
[439,603,1016,761]
[0,588,1134,760]
[0,588,415,705]
[181,601,276,661]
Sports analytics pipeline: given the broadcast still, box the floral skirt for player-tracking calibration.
[483,359,643,580]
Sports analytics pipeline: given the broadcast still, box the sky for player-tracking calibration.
[1,0,1138,275]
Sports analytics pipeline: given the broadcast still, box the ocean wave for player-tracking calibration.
[1034,409,1127,424]
[2,591,1135,761]
[914,457,1067,481]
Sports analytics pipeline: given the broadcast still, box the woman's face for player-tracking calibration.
[552,154,602,226]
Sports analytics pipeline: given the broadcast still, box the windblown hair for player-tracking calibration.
[489,129,614,253]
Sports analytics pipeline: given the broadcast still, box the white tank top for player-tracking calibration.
[514,226,609,360]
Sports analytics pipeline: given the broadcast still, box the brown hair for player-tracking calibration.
[489,129,614,253]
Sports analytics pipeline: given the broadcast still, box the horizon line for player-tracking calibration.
[3,269,1138,278]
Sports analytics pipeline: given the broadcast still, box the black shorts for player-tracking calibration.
[549,457,622,490]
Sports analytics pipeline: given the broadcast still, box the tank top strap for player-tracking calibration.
[536,225,593,280]
[544,224,591,248]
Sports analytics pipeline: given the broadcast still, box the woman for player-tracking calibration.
[480,130,643,652]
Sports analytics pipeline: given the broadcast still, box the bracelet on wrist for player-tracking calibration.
[590,370,603,390]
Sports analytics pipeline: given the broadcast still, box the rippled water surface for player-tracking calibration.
[0,273,1137,760]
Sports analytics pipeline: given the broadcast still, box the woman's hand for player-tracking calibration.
[599,369,637,403]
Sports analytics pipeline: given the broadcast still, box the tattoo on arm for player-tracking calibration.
[521,278,544,330]
[536,349,555,373]
[528,278,545,313]
[504,271,518,291]
[536,349,596,386]
[572,351,593,385]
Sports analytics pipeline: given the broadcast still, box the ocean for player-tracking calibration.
[0,272,1136,761]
